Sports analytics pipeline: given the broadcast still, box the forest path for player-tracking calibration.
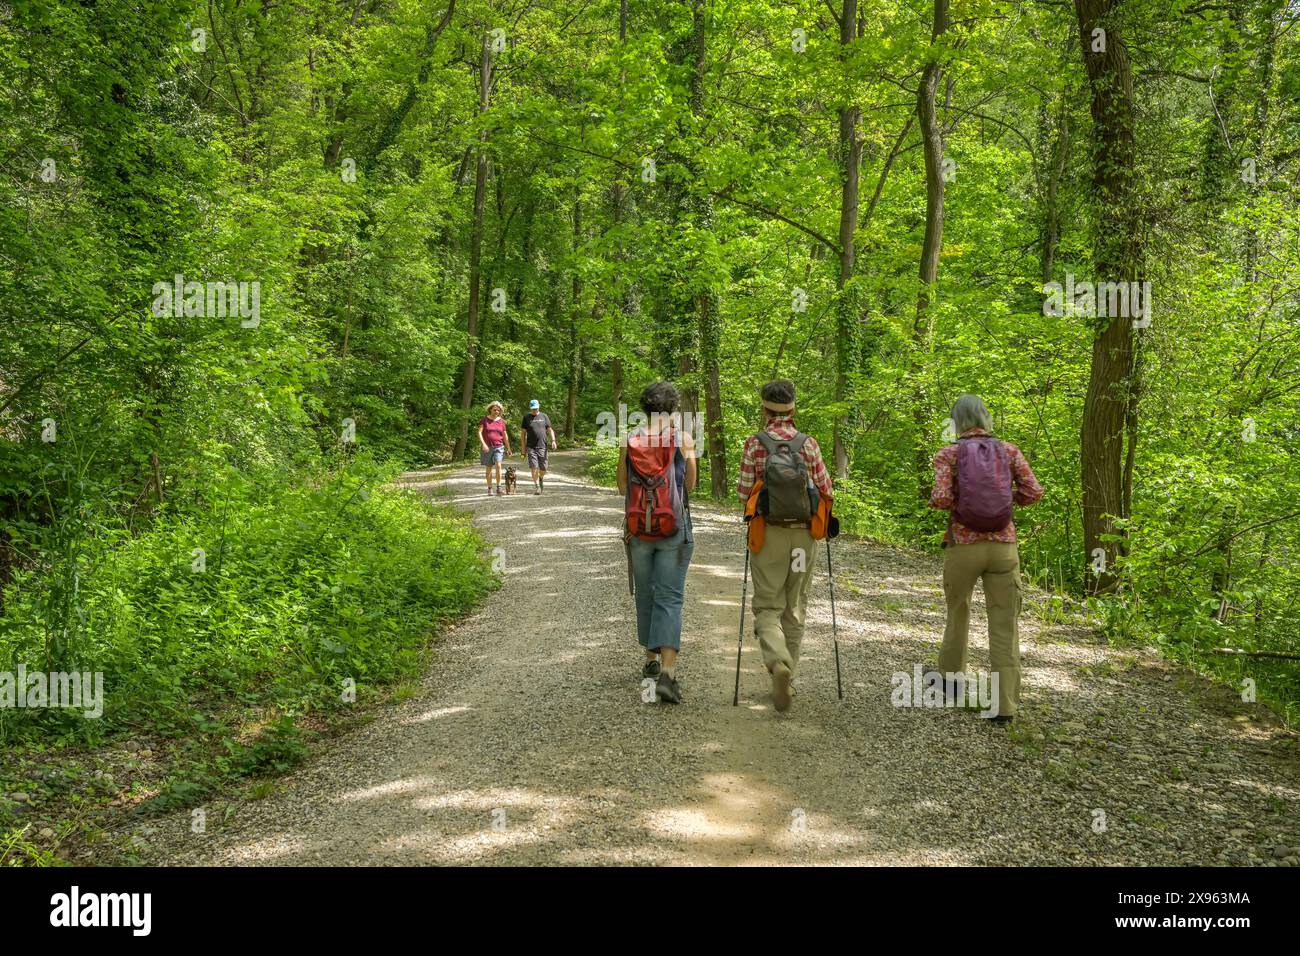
[150,451,1300,865]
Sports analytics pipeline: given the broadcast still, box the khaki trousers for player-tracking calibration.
[937,541,1022,717]
[750,525,816,680]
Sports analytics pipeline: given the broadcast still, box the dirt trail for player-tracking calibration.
[150,451,1300,866]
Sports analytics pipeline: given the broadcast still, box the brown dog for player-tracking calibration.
[504,466,517,494]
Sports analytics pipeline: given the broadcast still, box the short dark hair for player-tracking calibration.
[761,380,796,406]
[640,381,680,415]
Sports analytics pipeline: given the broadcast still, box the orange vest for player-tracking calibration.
[745,479,833,551]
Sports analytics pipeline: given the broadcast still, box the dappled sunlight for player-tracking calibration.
[522,527,624,541]
[1022,665,1083,693]
[689,561,744,578]
[339,775,446,803]
[401,704,475,725]
[647,808,762,842]
[147,453,1300,868]
[209,834,312,865]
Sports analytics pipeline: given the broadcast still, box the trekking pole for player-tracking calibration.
[826,537,843,701]
[733,528,750,706]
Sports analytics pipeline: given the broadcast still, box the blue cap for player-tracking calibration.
[529,399,540,409]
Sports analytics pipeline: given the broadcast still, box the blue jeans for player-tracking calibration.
[628,518,694,653]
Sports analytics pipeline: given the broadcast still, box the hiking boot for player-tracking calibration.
[922,668,959,701]
[771,662,792,713]
[978,712,1014,724]
[655,672,681,704]
[642,659,661,679]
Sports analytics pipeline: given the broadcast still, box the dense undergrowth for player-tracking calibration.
[0,453,494,864]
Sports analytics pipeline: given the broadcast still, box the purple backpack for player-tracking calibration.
[953,436,1013,532]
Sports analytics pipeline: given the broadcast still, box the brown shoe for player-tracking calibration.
[771,662,792,713]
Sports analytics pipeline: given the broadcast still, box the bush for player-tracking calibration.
[0,453,495,743]
[830,475,914,548]
[586,442,619,487]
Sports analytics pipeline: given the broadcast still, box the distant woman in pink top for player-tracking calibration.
[928,394,1043,723]
[477,401,512,496]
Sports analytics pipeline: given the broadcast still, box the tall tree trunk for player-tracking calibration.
[1245,0,1279,284]
[451,33,495,460]
[832,0,861,480]
[661,1,721,491]
[684,0,726,498]
[1075,0,1142,593]
[911,0,950,499]
[610,0,631,417]
[1041,97,1069,283]
[566,190,581,440]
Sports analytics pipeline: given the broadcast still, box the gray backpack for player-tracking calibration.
[756,432,816,524]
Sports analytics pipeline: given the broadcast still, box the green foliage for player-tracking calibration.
[586,443,620,488]
[1,0,1299,812]
[0,455,494,743]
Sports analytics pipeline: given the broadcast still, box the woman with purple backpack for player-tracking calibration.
[929,394,1043,722]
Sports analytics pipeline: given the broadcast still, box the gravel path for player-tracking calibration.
[148,451,1300,866]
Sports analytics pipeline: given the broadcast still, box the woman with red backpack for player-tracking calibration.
[617,381,697,704]
[928,394,1044,722]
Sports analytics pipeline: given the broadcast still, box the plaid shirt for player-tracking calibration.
[736,417,833,501]
[929,428,1043,545]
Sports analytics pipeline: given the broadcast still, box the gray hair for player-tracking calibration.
[950,394,993,434]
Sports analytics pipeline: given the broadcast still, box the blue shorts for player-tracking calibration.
[480,446,504,467]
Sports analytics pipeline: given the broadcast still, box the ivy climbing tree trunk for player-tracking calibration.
[609,0,631,417]
[686,0,727,498]
[1075,0,1143,593]
[567,190,581,440]
[911,0,950,499]
[833,0,861,480]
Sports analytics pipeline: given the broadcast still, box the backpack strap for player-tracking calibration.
[755,430,807,455]
[754,429,800,452]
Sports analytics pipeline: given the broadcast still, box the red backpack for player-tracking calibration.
[625,428,683,539]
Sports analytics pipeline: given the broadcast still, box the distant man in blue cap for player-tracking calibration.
[520,399,557,494]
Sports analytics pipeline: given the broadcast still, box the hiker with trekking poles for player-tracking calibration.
[734,380,836,713]
[618,382,696,705]
[927,394,1043,723]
